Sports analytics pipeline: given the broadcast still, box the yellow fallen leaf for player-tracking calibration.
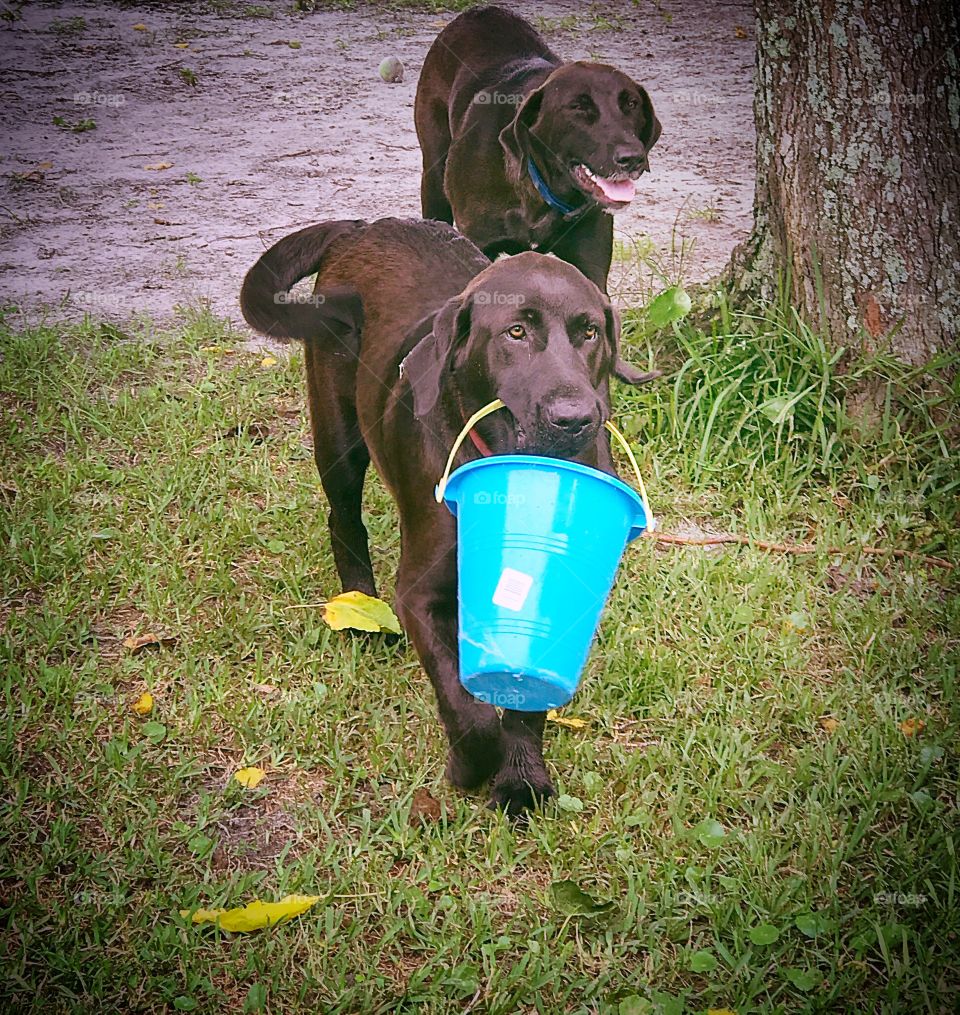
[144,161,173,171]
[180,893,319,932]
[234,767,266,789]
[260,355,277,368]
[133,23,147,31]
[708,1009,738,1015]
[819,716,840,734]
[132,692,154,716]
[174,42,189,49]
[321,591,402,635]
[900,717,925,737]
[546,709,589,730]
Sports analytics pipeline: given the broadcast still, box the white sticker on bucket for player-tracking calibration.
[492,568,534,612]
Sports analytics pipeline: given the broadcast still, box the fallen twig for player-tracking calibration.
[651,531,954,570]
[266,148,320,161]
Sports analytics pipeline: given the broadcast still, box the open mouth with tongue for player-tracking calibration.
[571,164,639,208]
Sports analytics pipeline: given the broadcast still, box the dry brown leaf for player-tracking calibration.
[409,787,441,825]
[819,716,840,734]
[144,162,173,171]
[900,717,925,737]
[123,632,176,654]
[218,422,270,443]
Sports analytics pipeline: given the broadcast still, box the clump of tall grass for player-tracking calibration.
[617,289,959,513]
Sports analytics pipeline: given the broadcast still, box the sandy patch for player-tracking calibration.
[0,0,755,328]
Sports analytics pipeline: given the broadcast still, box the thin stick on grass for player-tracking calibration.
[651,531,955,570]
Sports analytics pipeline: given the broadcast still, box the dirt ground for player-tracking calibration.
[0,0,755,331]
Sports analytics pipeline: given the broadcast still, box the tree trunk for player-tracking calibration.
[729,0,959,363]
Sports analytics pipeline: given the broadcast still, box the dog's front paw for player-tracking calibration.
[446,736,503,791]
[487,768,556,818]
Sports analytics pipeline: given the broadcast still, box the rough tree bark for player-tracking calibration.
[728,0,959,363]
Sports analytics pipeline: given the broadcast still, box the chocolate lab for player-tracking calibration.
[241,217,623,815]
[415,7,660,324]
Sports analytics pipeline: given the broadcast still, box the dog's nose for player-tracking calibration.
[613,146,645,172]
[544,400,597,436]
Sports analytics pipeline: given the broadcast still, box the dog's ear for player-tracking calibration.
[602,300,623,378]
[614,360,663,385]
[638,88,661,153]
[401,294,473,419]
[604,300,621,359]
[499,85,546,179]
[604,299,662,385]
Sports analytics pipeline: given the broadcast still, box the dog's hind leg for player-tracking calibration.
[416,102,455,224]
[241,220,377,593]
[303,338,376,597]
[421,156,454,224]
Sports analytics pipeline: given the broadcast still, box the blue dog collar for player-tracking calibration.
[527,158,583,218]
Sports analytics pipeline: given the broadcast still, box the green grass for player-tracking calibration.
[533,15,581,34]
[1,301,957,1013]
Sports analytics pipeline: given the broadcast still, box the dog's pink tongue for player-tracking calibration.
[597,176,636,203]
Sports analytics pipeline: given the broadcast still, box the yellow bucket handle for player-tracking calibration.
[434,399,654,532]
[434,399,505,503]
[604,419,655,533]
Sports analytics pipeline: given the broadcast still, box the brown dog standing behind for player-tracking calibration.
[241,218,625,815]
[415,7,661,363]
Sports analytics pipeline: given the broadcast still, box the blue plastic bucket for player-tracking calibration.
[442,455,649,711]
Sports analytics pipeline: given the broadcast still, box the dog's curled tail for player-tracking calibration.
[240,219,366,342]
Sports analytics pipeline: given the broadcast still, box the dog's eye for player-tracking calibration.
[584,324,599,341]
[506,324,526,340]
